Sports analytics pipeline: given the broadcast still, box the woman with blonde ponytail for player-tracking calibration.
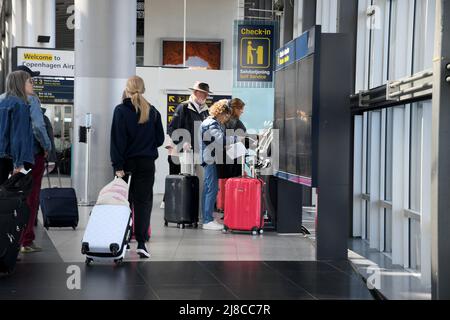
[111,76,165,258]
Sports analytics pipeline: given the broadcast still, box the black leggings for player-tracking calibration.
[125,158,155,244]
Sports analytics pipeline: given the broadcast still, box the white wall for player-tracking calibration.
[136,67,233,194]
[144,0,238,70]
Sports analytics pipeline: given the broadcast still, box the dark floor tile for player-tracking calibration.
[16,224,64,264]
[80,262,147,289]
[280,269,362,287]
[266,261,342,274]
[199,261,290,286]
[137,262,220,287]
[153,284,237,300]
[227,280,315,300]
[18,250,63,264]
[301,282,374,300]
[0,262,146,291]
[0,285,153,300]
[0,263,72,289]
[325,261,359,276]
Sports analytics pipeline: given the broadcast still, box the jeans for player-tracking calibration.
[125,157,155,244]
[202,164,218,224]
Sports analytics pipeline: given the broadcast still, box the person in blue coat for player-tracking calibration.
[0,71,35,183]
[199,100,237,231]
[110,76,165,259]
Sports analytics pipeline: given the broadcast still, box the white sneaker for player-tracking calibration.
[160,201,165,209]
[202,221,224,231]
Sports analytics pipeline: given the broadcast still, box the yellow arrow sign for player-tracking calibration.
[168,96,175,103]
[168,106,176,113]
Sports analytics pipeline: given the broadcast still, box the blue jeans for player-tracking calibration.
[202,164,218,224]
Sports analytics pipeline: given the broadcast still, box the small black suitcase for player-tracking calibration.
[0,198,30,275]
[164,174,199,229]
[40,165,79,230]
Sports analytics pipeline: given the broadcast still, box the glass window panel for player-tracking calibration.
[384,208,392,253]
[385,108,393,201]
[409,103,423,211]
[409,219,421,271]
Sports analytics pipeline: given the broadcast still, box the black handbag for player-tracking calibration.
[0,170,33,199]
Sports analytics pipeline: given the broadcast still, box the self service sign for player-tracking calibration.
[237,24,274,83]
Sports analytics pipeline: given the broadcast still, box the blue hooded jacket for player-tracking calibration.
[0,95,35,168]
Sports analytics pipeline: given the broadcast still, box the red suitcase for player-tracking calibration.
[223,177,264,235]
[216,179,227,212]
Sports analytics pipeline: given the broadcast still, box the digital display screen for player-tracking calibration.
[33,77,74,104]
[274,53,315,186]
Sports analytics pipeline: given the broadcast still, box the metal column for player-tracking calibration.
[301,0,316,31]
[281,0,294,45]
[431,0,450,300]
[25,0,55,48]
[73,0,136,205]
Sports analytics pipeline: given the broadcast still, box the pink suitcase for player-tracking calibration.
[223,177,264,235]
[216,179,228,212]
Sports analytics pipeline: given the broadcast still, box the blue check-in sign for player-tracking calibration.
[237,25,274,82]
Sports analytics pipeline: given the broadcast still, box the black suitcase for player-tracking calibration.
[0,198,30,275]
[40,166,79,230]
[164,174,199,229]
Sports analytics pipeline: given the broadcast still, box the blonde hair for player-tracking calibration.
[209,99,232,118]
[125,76,151,124]
[6,71,31,103]
[230,98,245,118]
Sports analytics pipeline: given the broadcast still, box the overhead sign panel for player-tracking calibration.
[13,47,75,78]
[237,24,275,83]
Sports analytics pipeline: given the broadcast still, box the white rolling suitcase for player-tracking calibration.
[81,176,132,266]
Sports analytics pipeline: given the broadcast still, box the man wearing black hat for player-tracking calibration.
[1,65,52,254]
[167,81,212,220]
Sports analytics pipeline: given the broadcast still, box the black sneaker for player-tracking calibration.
[136,243,151,259]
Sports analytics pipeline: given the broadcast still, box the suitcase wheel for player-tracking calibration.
[85,258,93,266]
[114,258,123,266]
[259,229,264,235]
[177,223,185,229]
[81,242,90,255]
[164,220,168,227]
[110,243,120,256]
[193,222,198,229]
[72,226,77,231]
[251,228,259,236]
[222,225,229,233]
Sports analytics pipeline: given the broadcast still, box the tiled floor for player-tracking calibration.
[348,239,431,300]
[0,178,373,300]
[40,194,317,263]
[0,261,373,300]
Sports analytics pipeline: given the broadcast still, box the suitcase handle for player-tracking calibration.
[45,161,63,188]
[115,173,132,193]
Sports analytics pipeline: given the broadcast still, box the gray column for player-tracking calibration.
[281,0,294,45]
[11,0,25,48]
[431,0,450,300]
[73,0,136,204]
[337,0,357,93]
[25,0,55,48]
[302,0,316,31]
